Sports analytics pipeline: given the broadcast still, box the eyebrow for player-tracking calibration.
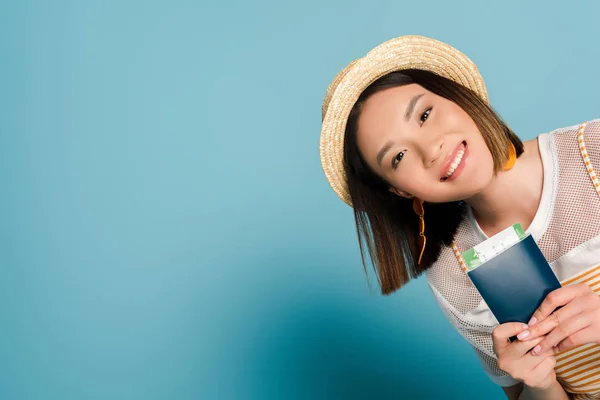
[376,141,393,167]
[405,93,425,122]
[376,93,425,168]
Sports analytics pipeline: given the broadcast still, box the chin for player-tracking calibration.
[460,174,493,199]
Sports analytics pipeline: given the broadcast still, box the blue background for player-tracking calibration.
[2,1,599,399]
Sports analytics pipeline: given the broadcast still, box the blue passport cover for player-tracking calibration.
[467,234,562,324]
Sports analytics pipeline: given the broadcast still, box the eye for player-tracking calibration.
[420,107,432,125]
[391,150,407,170]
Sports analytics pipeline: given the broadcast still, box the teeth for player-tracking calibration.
[445,147,465,177]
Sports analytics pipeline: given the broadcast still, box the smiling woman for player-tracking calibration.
[342,69,523,280]
[319,35,600,400]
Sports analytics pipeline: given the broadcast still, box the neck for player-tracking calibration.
[464,139,543,236]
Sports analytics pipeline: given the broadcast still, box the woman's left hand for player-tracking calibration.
[516,283,600,355]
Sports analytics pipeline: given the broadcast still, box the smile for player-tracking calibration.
[441,141,468,182]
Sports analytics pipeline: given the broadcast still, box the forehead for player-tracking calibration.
[358,84,425,132]
[357,83,426,143]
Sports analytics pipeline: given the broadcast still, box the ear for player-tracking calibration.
[389,187,413,199]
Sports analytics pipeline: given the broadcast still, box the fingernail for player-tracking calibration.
[532,345,541,355]
[517,330,530,340]
[528,316,537,326]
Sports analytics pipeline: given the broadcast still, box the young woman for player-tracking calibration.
[319,35,600,399]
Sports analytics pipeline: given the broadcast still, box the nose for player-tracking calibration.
[415,136,444,168]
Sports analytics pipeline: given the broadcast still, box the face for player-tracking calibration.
[356,84,495,203]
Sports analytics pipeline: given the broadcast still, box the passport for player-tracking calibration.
[463,225,562,326]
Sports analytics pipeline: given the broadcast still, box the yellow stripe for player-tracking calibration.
[451,242,469,272]
[563,379,600,393]
[557,343,598,361]
[561,265,600,285]
[562,358,600,379]
[568,366,600,384]
[554,271,600,393]
[557,348,600,369]
[578,272,600,287]
[557,344,598,365]
[565,376,600,390]
[577,122,600,197]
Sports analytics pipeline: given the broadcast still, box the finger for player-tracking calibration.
[529,355,557,386]
[531,314,591,355]
[555,327,597,353]
[492,322,530,350]
[497,338,548,377]
[508,351,556,385]
[522,297,588,340]
[494,338,544,362]
[528,283,591,326]
[525,348,556,369]
[503,336,545,360]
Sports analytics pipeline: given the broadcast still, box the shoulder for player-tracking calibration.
[580,119,600,164]
[582,118,600,134]
[540,118,600,174]
[544,118,600,143]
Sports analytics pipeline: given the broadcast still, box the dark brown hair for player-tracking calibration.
[343,69,524,295]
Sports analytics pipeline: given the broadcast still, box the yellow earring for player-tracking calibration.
[412,197,426,265]
[503,142,517,171]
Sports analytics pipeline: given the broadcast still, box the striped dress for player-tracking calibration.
[426,119,600,398]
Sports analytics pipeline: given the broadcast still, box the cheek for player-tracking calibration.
[471,138,494,167]
[390,172,428,195]
[440,102,472,125]
[466,142,495,184]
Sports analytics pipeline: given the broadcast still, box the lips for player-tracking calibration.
[440,141,467,181]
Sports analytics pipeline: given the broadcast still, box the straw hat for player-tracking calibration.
[319,35,488,206]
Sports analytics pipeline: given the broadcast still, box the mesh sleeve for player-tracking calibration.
[584,119,600,176]
[536,119,600,262]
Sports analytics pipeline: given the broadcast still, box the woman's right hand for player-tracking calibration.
[492,322,558,390]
